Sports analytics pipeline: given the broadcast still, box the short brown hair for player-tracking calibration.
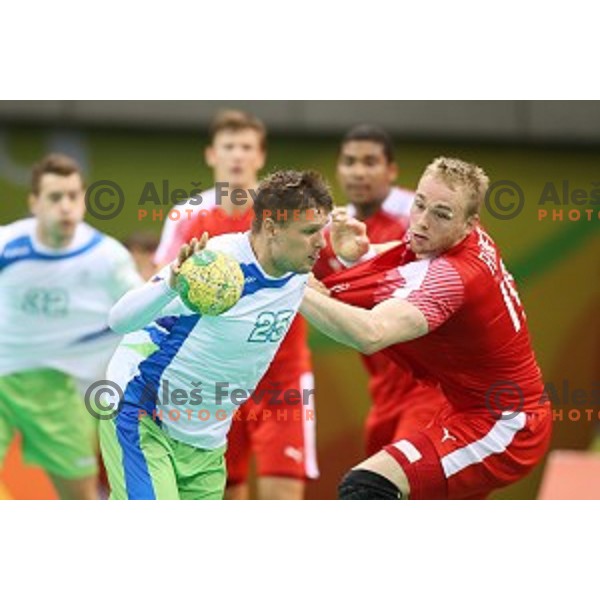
[208,110,267,151]
[31,153,84,196]
[252,170,333,232]
[423,156,489,217]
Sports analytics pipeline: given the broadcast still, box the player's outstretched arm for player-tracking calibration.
[300,287,428,354]
[109,235,208,334]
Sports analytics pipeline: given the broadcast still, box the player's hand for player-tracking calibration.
[169,233,209,289]
[330,207,370,263]
[307,273,330,296]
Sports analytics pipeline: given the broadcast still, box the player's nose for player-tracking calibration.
[414,210,430,230]
[350,163,367,179]
[58,197,72,212]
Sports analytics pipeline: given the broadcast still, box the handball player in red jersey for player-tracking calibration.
[302,157,551,500]
[314,125,445,457]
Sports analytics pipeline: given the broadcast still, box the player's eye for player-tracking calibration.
[435,211,452,220]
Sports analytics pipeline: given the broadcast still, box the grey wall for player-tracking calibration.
[1,101,599,143]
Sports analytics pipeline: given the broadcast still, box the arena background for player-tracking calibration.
[0,101,598,499]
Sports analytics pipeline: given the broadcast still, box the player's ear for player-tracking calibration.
[256,148,266,172]
[263,217,277,238]
[465,213,480,233]
[205,145,216,169]
[28,193,39,216]
[387,161,398,184]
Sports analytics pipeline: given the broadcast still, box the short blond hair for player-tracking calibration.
[423,156,489,217]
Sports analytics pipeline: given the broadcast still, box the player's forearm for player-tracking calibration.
[299,288,385,354]
[108,277,178,334]
[300,288,428,354]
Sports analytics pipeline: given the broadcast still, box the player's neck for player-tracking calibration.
[218,179,258,216]
[35,223,74,249]
[352,196,386,221]
[249,232,287,278]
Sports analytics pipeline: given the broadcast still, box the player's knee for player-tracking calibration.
[338,468,403,500]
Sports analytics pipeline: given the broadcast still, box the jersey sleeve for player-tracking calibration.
[108,265,192,334]
[403,258,465,331]
[204,233,241,255]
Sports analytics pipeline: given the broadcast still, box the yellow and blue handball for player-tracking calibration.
[176,250,245,315]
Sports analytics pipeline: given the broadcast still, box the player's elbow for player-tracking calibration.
[357,322,388,355]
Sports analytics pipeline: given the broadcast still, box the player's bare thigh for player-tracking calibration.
[258,476,304,500]
[352,450,411,498]
[224,482,249,500]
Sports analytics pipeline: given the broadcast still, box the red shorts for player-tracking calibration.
[225,371,318,484]
[384,403,552,499]
[365,380,445,457]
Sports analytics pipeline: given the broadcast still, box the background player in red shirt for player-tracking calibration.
[303,156,552,499]
[155,110,318,500]
[314,125,444,457]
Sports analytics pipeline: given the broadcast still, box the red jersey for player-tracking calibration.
[323,227,545,414]
[313,187,424,424]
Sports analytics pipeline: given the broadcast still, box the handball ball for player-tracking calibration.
[176,250,245,315]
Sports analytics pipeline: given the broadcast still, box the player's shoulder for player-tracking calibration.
[206,231,249,258]
[175,187,217,213]
[0,218,36,259]
[63,223,132,269]
[0,217,36,249]
[93,228,133,261]
[381,186,415,218]
[442,227,502,284]
[72,221,107,251]
[197,187,217,210]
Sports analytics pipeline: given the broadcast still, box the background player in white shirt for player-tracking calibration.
[0,154,143,499]
[99,170,332,499]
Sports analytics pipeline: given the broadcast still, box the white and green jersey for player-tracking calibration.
[108,232,308,450]
[0,218,143,388]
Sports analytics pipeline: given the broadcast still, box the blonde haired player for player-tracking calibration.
[304,157,552,500]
